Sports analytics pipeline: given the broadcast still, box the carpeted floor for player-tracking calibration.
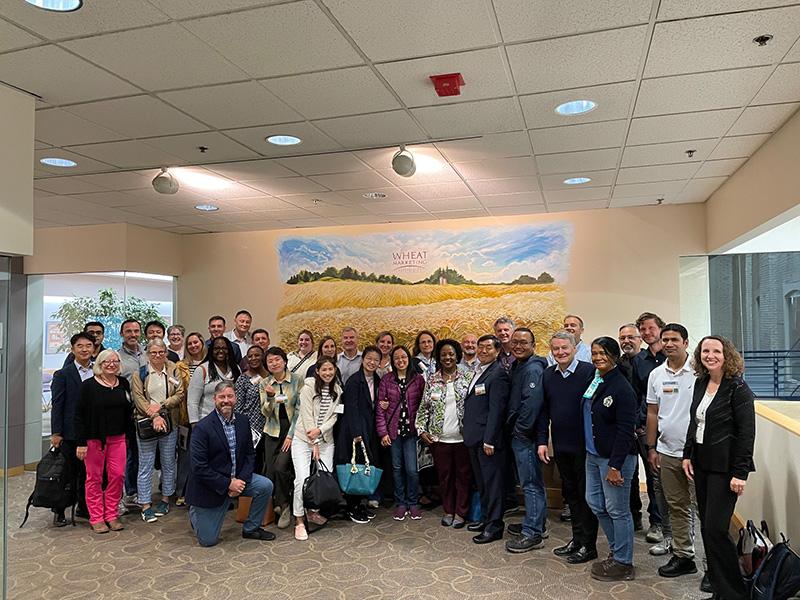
[6,472,708,599]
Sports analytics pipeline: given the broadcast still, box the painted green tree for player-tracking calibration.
[51,288,162,351]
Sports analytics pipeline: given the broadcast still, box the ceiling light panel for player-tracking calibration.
[223,123,341,156]
[34,148,114,174]
[521,82,634,129]
[541,171,615,189]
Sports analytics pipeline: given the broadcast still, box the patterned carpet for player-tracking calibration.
[6,472,708,600]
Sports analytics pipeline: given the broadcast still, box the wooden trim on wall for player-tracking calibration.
[755,402,800,437]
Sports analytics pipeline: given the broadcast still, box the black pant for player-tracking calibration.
[695,466,748,600]
[58,439,87,515]
[554,451,598,550]
[468,444,505,536]
[263,434,293,509]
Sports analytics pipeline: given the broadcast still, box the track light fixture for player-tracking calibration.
[152,167,179,195]
[391,146,416,178]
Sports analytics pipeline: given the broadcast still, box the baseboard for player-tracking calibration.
[0,465,25,477]
[25,461,39,471]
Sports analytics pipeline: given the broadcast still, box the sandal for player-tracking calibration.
[294,523,308,541]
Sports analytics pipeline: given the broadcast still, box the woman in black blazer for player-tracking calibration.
[682,335,755,600]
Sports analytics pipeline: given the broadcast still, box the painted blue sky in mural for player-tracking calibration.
[278,222,573,284]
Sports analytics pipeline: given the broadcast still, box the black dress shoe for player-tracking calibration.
[452,518,466,529]
[566,546,598,564]
[53,512,68,527]
[467,521,486,532]
[473,531,502,544]
[700,572,713,593]
[554,539,579,556]
[242,527,276,541]
[658,556,697,578]
[505,534,544,553]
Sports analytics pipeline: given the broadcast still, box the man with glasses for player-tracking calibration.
[62,321,106,366]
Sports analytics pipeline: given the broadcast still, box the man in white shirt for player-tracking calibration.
[460,334,479,371]
[646,323,697,579]
[338,327,362,384]
[226,310,253,356]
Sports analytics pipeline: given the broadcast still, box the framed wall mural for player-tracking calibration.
[277,222,573,354]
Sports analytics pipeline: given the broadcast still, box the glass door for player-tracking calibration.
[0,255,10,598]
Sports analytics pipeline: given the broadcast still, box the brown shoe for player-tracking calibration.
[591,560,635,582]
[306,511,327,526]
[91,522,110,534]
[108,519,125,531]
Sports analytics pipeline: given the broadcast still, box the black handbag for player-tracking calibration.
[136,410,173,440]
[302,458,344,517]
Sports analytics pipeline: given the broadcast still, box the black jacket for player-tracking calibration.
[585,367,637,470]
[335,368,381,465]
[51,362,88,440]
[463,361,510,449]
[508,355,548,438]
[74,376,134,446]
[683,375,756,480]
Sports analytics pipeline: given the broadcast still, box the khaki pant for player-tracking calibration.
[659,453,696,558]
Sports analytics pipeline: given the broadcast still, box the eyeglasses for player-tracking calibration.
[149,351,167,356]
[619,335,641,341]
[102,359,120,365]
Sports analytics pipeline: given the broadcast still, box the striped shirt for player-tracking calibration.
[317,387,333,427]
[216,409,237,477]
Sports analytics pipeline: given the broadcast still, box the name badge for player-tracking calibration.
[661,381,678,394]
[334,404,345,414]
[431,392,442,401]
[168,376,180,386]
[250,375,262,385]
[475,384,486,396]
[275,393,288,404]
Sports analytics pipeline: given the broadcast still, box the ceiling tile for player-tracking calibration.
[453,157,538,180]
[753,63,800,105]
[357,147,457,185]
[531,120,627,154]
[35,108,124,146]
[536,148,621,174]
[0,46,139,104]
[645,7,800,77]
[507,27,647,94]
[223,123,342,156]
[657,0,799,20]
[34,148,115,175]
[324,0,497,62]
[522,82,635,129]
[378,167,462,186]
[64,190,160,208]
[786,36,800,62]
[544,187,611,203]
[675,177,728,203]
[307,204,368,218]
[162,225,206,234]
[64,23,248,90]
[634,67,771,117]
[377,48,512,107]
[727,103,800,136]
[362,200,426,214]
[159,82,302,129]
[479,192,543,206]
[117,187,214,206]
[0,18,41,52]
[708,134,770,159]
[400,181,473,200]
[65,96,206,138]
[616,163,700,184]
[433,208,488,220]
[412,98,525,138]
[608,196,668,208]
[488,204,547,216]
[147,0,284,19]
[142,132,259,163]
[328,214,391,225]
[277,153,371,176]
[34,219,64,229]
[264,66,400,119]
[309,171,393,191]
[621,139,717,167]
[33,177,108,195]
[612,180,687,198]
[435,132,531,162]
[281,192,353,209]
[540,171,616,190]
[0,1,169,40]
[67,140,187,169]
[417,196,483,211]
[627,110,739,145]
[274,216,335,228]
[548,200,608,212]
[245,177,328,196]
[205,159,298,180]
[313,111,427,148]
[694,157,748,178]
[468,177,541,195]
[183,2,362,78]
[495,0,651,42]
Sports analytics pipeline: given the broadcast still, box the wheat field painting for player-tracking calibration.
[277,223,573,354]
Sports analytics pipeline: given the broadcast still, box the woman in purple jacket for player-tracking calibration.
[376,346,426,521]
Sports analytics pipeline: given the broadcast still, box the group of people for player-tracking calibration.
[49,309,756,599]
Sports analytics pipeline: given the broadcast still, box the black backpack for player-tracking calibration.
[20,446,76,527]
[751,535,800,600]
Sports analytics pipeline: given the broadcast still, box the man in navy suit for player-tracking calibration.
[186,382,275,547]
[51,332,96,525]
[463,335,511,544]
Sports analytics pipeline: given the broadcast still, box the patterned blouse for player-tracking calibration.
[416,364,474,437]
[234,372,266,437]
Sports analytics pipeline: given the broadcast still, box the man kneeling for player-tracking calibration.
[186,382,275,546]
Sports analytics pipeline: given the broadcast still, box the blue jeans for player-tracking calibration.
[511,436,547,537]
[137,429,178,505]
[585,453,636,564]
[189,474,273,547]
[390,435,419,508]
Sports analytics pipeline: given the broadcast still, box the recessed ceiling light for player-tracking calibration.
[194,204,219,212]
[563,177,592,185]
[25,0,83,12]
[555,100,597,116]
[266,134,302,146]
[40,157,77,167]
[362,191,387,199]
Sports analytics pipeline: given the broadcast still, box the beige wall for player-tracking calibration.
[0,84,35,256]
[24,223,182,275]
[177,203,706,343]
[705,107,800,253]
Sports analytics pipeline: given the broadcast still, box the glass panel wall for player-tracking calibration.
[0,256,10,598]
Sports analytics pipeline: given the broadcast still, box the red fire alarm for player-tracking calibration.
[430,72,465,97]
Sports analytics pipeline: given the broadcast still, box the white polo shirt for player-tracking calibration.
[646,354,696,458]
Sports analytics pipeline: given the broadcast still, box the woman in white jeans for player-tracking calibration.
[291,357,341,541]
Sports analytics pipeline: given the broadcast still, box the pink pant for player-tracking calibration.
[85,434,126,524]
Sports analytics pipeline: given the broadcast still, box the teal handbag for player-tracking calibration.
[336,440,383,496]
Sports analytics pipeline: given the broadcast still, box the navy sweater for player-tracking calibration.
[535,361,595,454]
[585,367,637,470]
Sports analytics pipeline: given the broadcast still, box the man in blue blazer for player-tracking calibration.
[463,335,510,544]
[186,382,275,546]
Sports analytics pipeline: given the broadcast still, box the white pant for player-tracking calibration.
[291,437,335,517]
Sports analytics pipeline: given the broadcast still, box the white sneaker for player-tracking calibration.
[649,537,673,556]
[367,500,380,509]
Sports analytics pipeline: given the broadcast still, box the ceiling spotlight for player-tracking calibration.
[564,177,591,185]
[194,204,219,212]
[362,191,387,200]
[753,34,773,47]
[555,100,597,116]
[266,134,302,146]
[24,0,83,12]
[152,167,179,195]
[392,146,416,178]
[40,157,77,168]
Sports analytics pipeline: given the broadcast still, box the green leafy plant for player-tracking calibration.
[51,288,162,351]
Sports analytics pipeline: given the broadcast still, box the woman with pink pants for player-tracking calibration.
[75,349,133,534]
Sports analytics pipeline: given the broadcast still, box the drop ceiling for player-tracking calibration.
[1,0,799,234]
